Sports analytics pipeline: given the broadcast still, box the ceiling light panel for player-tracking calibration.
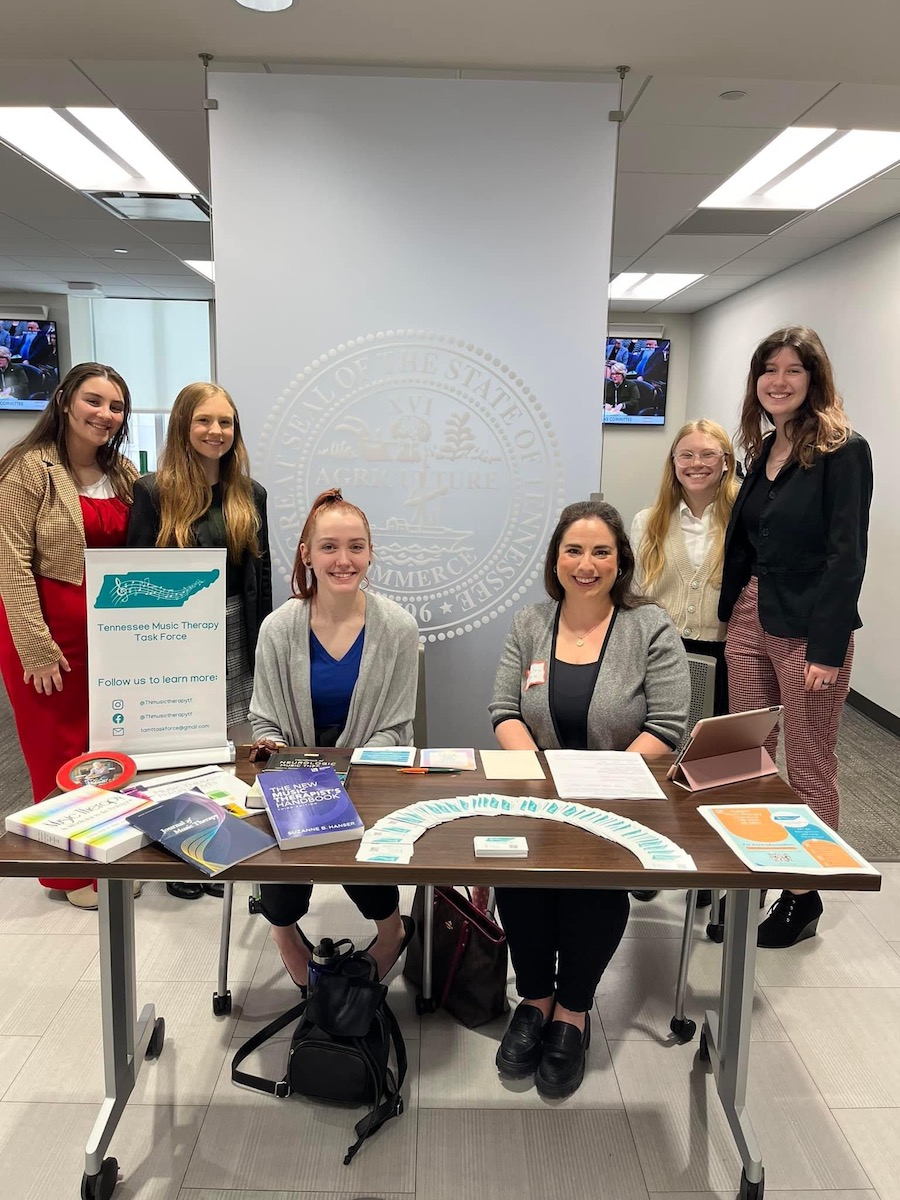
[608,273,647,299]
[765,129,900,208]
[0,108,129,190]
[628,273,705,300]
[699,127,835,209]
[68,108,198,193]
[609,272,705,301]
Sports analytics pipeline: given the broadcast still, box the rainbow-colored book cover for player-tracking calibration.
[4,785,155,862]
[125,792,276,876]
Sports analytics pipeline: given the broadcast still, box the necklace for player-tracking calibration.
[562,609,611,647]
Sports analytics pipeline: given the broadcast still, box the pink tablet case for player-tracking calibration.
[667,707,782,792]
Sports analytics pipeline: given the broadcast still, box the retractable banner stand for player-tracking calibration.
[85,548,230,769]
[209,71,618,745]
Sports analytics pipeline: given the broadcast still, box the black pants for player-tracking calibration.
[682,637,729,716]
[258,884,400,929]
[495,887,630,1012]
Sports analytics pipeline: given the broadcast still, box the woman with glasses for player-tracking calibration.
[631,419,739,717]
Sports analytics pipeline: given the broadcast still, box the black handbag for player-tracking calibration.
[403,885,509,1028]
[232,956,406,1164]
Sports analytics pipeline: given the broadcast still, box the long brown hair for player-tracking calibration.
[739,325,851,469]
[543,499,646,609]
[292,488,373,599]
[637,419,738,590]
[0,362,135,500]
[155,382,260,560]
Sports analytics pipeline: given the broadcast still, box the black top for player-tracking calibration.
[719,432,872,667]
[737,464,768,574]
[126,473,273,668]
[551,659,602,749]
[195,483,242,596]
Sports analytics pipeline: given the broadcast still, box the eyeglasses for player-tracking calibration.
[673,450,726,465]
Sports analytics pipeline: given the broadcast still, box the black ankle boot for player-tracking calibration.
[535,1013,591,1100]
[496,1003,548,1079]
[757,890,823,949]
[705,891,767,943]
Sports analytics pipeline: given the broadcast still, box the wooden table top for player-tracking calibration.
[0,748,880,892]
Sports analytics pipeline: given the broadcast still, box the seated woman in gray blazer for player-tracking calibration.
[489,499,689,1100]
[249,488,419,989]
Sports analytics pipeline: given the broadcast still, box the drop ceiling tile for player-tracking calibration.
[798,82,900,132]
[128,220,211,243]
[0,271,68,293]
[626,77,837,129]
[130,273,205,286]
[100,285,167,298]
[94,257,191,274]
[0,60,106,106]
[613,172,723,259]
[780,207,884,239]
[75,61,206,111]
[692,272,767,288]
[822,178,900,215]
[629,234,766,273]
[618,123,779,176]
[728,236,841,269]
[124,109,209,195]
[157,240,213,259]
[154,287,213,298]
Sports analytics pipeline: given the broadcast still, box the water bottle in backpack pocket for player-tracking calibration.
[231,948,407,1164]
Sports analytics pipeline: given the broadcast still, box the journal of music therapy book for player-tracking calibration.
[258,766,365,850]
[125,793,277,876]
[5,785,155,863]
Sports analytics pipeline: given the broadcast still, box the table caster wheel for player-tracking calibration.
[81,1156,118,1200]
[739,1165,765,1199]
[706,920,725,943]
[145,1016,165,1060]
[697,1030,710,1064]
[670,1016,696,1043]
[212,990,232,1016]
[415,994,436,1015]
[248,896,263,914]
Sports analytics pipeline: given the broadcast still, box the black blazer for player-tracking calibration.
[126,473,273,668]
[719,431,872,668]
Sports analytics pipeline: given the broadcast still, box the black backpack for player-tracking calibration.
[231,955,407,1164]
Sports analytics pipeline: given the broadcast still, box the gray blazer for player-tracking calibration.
[249,590,420,747]
[489,600,689,751]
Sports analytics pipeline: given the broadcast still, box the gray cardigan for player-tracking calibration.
[489,600,689,751]
[249,590,420,747]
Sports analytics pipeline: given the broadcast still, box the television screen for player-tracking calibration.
[0,320,60,412]
[603,336,670,426]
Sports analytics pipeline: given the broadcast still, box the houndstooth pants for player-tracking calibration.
[724,576,854,829]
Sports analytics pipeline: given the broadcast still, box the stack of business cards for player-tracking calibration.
[420,748,477,770]
[354,791,696,871]
[350,746,416,767]
[474,835,528,858]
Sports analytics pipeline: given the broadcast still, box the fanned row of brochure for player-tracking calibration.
[356,793,696,870]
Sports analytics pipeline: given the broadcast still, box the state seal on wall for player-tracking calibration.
[257,330,565,641]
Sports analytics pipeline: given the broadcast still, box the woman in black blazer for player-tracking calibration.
[720,327,872,948]
[127,382,272,899]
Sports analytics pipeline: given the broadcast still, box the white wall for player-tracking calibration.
[600,312,692,528]
[0,290,69,455]
[687,217,900,717]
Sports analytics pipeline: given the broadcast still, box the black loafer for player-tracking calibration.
[167,881,203,900]
[496,1003,548,1079]
[535,1013,591,1100]
[630,890,659,902]
[696,890,712,908]
[202,882,225,898]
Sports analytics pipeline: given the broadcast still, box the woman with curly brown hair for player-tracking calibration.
[720,326,873,948]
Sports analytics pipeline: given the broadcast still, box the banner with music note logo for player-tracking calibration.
[85,548,229,769]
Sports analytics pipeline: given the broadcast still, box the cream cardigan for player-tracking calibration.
[631,507,724,643]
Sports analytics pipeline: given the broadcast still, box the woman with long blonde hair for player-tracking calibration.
[631,418,738,716]
[127,382,272,899]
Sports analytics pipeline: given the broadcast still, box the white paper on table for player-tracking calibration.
[544,750,666,800]
[479,750,546,780]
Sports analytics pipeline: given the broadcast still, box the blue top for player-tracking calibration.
[310,628,365,735]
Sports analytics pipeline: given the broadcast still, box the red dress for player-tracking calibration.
[0,493,130,891]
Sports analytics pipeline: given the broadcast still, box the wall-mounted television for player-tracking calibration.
[0,320,60,412]
[603,336,670,426]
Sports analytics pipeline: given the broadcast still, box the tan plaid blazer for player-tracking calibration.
[0,445,136,673]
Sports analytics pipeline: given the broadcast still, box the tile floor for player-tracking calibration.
[1,872,898,1200]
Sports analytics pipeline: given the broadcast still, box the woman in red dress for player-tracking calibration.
[0,363,140,908]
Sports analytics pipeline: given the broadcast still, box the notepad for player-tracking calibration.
[479,750,546,780]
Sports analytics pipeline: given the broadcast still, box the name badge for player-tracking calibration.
[524,660,547,690]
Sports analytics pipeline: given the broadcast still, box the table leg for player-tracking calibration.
[83,879,159,1183]
[422,884,435,1003]
[670,889,698,1042]
[702,889,764,1197]
[214,882,234,1015]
